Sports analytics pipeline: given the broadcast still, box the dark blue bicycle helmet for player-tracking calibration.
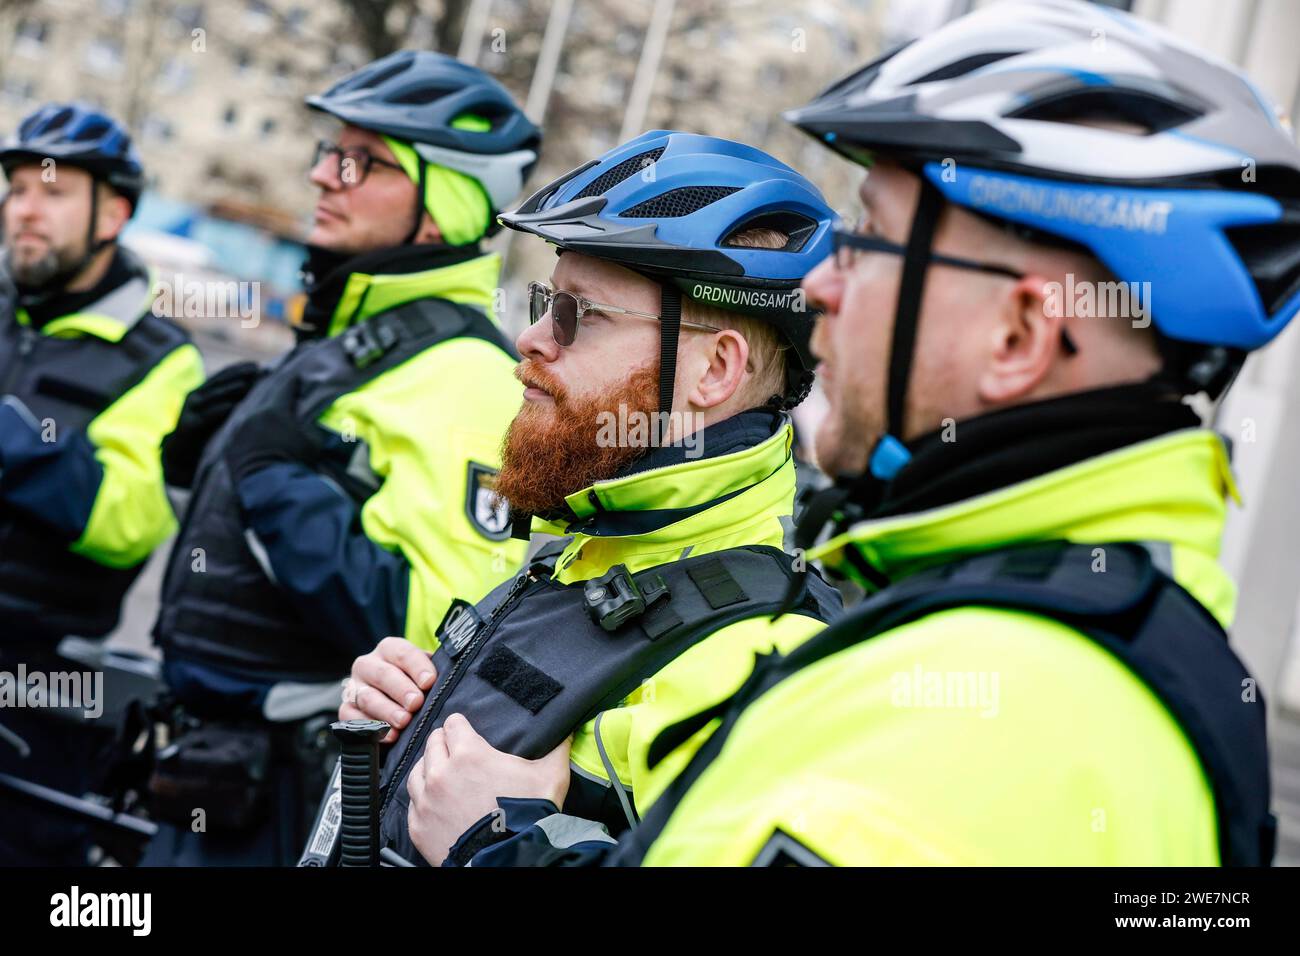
[499,130,836,410]
[306,50,540,216]
[0,102,144,209]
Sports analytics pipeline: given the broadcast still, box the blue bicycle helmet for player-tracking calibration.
[0,102,144,209]
[786,0,1300,480]
[306,50,540,222]
[499,130,837,410]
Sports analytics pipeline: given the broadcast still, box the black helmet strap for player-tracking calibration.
[401,157,428,245]
[39,176,116,291]
[882,176,944,454]
[656,283,682,446]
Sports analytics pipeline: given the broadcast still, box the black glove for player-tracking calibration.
[162,361,263,488]
[224,369,328,486]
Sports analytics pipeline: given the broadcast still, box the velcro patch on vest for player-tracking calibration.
[687,558,748,609]
[466,461,512,541]
[476,644,563,714]
[437,599,483,659]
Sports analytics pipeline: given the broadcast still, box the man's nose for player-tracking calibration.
[309,153,341,191]
[802,256,842,317]
[516,311,561,364]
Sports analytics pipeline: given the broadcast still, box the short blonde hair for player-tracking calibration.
[682,227,790,408]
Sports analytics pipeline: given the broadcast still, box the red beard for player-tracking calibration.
[493,358,660,517]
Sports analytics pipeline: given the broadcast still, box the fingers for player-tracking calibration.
[350,679,413,735]
[534,735,574,807]
[423,727,450,771]
[442,713,484,755]
[539,735,573,768]
[354,651,425,714]
[377,636,437,689]
[406,754,426,805]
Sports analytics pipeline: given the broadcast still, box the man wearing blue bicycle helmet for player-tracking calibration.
[435,0,1300,867]
[319,132,846,867]
[0,103,204,865]
[146,51,539,866]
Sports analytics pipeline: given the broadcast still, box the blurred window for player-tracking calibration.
[86,37,125,77]
[244,0,273,33]
[15,19,49,58]
[172,3,204,32]
[143,115,174,142]
[157,57,193,93]
[2,77,36,107]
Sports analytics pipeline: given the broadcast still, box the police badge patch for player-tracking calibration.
[465,461,511,540]
[436,598,484,658]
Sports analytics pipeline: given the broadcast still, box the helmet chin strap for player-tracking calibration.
[25,179,114,294]
[869,175,944,482]
[656,283,682,447]
[402,159,429,245]
[784,175,946,577]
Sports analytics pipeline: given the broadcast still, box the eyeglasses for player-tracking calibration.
[831,226,1025,280]
[830,222,1078,356]
[527,280,722,347]
[311,140,405,189]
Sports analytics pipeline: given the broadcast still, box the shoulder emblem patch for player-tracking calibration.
[466,461,511,541]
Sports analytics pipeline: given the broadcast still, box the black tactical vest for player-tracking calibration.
[299,543,843,865]
[153,296,514,683]
[0,272,190,639]
[623,541,1275,867]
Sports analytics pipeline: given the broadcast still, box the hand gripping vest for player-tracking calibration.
[0,275,189,637]
[154,297,514,681]
[622,540,1275,867]
[299,543,843,865]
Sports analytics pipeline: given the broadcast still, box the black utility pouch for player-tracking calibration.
[148,724,271,831]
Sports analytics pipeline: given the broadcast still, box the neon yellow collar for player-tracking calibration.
[327,251,501,337]
[813,429,1239,624]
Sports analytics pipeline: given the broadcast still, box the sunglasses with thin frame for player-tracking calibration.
[527,280,722,346]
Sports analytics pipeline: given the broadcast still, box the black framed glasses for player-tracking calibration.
[830,224,1078,355]
[311,139,405,188]
[527,280,721,347]
[831,227,1025,280]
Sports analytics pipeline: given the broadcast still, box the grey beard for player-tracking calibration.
[4,244,79,289]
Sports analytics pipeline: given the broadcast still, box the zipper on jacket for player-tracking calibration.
[377,566,541,822]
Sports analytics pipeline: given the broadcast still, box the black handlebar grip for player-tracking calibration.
[331,719,390,867]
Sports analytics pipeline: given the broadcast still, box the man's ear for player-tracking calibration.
[977,272,1066,405]
[95,189,131,243]
[682,328,748,411]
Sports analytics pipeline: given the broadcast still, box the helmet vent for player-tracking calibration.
[723,211,818,251]
[35,107,73,136]
[1226,212,1300,315]
[352,61,411,91]
[74,119,112,142]
[910,51,1020,85]
[392,85,456,106]
[574,147,665,199]
[1005,88,1202,134]
[620,185,741,219]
